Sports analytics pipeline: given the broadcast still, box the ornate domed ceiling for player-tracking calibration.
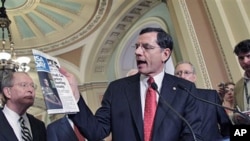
[5,0,108,55]
[2,0,165,120]
[2,0,112,117]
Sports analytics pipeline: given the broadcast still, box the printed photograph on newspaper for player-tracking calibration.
[32,49,79,114]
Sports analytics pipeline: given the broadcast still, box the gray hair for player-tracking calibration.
[0,70,15,106]
[174,61,196,74]
[1,71,29,92]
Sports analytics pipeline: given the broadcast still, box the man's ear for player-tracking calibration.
[193,75,197,82]
[162,48,172,62]
[2,87,11,98]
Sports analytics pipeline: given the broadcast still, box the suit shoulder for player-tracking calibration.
[197,88,217,93]
[109,73,139,86]
[197,89,219,97]
[197,88,221,100]
[164,73,195,87]
[48,117,66,127]
[27,113,45,125]
[235,78,244,89]
[235,77,244,84]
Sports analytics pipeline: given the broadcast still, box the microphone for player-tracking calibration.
[151,82,197,141]
[177,84,250,124]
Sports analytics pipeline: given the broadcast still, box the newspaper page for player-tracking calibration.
[32,49,79,114]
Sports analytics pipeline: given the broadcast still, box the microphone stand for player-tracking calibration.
[151,83,197,141]
[177,84,250,124]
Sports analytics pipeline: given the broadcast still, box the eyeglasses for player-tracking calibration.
[12,82,37,90]
[134,43,158,51]
[174,71,193,76]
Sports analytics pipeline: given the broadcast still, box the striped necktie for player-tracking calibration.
[19,116,32,141]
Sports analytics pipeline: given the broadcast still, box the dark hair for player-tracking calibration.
[224,82,235,87]
[234,39,250,55]
[139,27,173,51]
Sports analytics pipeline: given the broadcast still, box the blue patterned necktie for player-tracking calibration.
[19,116,32,141]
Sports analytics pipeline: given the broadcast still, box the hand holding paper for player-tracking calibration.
[59,67,80,102]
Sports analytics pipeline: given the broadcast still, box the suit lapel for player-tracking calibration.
[0,110,18,141]
[28,114,39,141]
[152,74,178,136]
[125,74,144,141]
[60,117,78,141]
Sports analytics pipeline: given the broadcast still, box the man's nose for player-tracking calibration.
[135,46,144,55]
[243,57,250,63]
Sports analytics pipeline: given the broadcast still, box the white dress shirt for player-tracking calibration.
[2,105,32,141]
[140,70,164,118]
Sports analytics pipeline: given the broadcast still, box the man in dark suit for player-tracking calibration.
[47,115,86,141]
[174,61,232,141]
[0,70,46,141]
[60,27,203,141]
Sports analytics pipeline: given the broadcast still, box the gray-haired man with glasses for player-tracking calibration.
[0,70,46,141]
[174,61,196,81]
[174,61,232,141]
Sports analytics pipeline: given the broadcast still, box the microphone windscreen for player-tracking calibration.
[151,82,158,91]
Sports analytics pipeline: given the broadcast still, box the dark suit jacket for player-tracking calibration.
[196,89,232,141]
[0,110,46,141]
[69,73,203,141]
[47,116,80,141]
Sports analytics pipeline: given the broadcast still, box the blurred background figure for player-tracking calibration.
[175,61,232,141]
[218,82,239,124]
[47,115,86,141]
[232,39,250,124]
[217,82,226,101]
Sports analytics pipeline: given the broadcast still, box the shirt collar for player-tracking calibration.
[140,70,165,91]
[3,105,28,121]
[3,105,21,121]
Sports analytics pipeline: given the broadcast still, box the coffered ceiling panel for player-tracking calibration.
[5,0,108,54]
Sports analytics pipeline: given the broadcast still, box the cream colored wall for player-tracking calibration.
[167,0,249,89]
[168,0,212,88]
[204,0,249,81]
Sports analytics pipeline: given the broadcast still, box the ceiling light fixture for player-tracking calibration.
[0,0,30,72]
